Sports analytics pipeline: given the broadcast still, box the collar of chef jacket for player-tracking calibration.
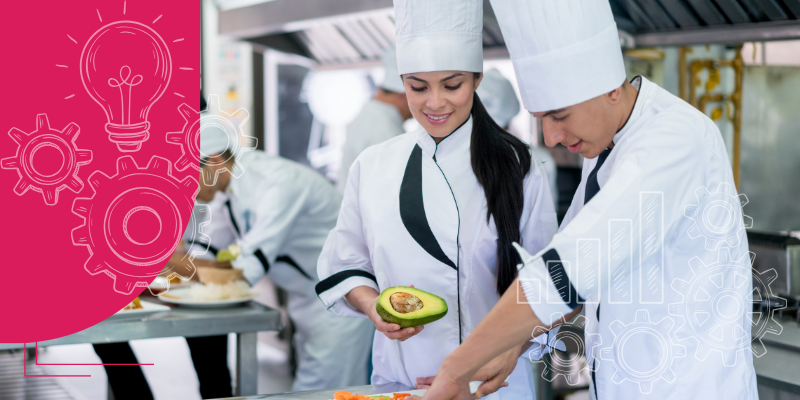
[415,115,473,163]
[611,76,646,147]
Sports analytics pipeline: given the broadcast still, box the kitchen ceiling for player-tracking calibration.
[218,0,800,67]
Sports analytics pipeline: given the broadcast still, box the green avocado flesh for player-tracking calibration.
[375,286,447,328]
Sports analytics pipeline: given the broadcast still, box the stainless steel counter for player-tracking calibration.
[218,383,415,400]
[0,297,283,396]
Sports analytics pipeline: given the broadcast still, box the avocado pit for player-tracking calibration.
[390,292,424,313]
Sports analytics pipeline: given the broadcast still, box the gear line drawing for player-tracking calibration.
[669,248,784,365]
[167,94,256,185]
[685,183,752,250]
[529,314,601,386]
[600,309,686,394]
[1,114,93,205]
[72,155,200,295]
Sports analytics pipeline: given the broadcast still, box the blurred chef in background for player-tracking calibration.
[196,123,374,391]
[337,46,412,192]
[476,68,558,205]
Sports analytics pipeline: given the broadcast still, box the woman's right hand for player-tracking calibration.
[346,286,425,342]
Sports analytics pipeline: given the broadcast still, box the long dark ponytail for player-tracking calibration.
[470,76,532,295]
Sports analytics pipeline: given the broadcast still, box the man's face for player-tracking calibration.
[533,91,620,159]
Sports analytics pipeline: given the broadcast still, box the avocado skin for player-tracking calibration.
[375,287,448,328]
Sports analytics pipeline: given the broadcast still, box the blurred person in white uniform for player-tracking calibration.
[477,68,558,205]
[317,0,565,398]
[415,0,758,399]
[337,47,412,192]
[196,124,374,391]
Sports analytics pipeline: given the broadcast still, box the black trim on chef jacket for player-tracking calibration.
[225,199,241,236]
[399,145,458,270]
[315,270,378,295]
[542,248,584,309]
[276,255,313,280]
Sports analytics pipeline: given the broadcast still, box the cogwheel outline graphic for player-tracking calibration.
[668,248,784,365]
[528,314,601,386]
[146,202,212,296]
[599,309,687,394]
[72,155,199,295]
[684,182,752,250]
[166,94,256,185]
[1,113,93,205]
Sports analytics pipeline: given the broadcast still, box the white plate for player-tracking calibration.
[108,300,171,321]
[157,287,258,308]
[148,276,192,293]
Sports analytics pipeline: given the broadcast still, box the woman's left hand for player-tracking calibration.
[469,344,519,398]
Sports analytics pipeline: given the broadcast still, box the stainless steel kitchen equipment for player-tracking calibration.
[0,298,283,397]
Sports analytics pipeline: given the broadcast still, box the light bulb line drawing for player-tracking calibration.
[55,1,187,152]
[107,65,143,126]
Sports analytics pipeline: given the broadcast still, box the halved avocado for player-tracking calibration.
[376,286,447,328]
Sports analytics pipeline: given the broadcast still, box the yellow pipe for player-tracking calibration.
[687,48,744,189]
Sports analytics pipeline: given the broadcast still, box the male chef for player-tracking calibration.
[337,46,411,192]
[415,0,757,399]
[197,125,375,391]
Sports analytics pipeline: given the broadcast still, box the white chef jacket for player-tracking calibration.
[223,151,374,391]
[518,77,758,399]
[185,191,237,261]
[337,99,406,192]
[317,117,559,397]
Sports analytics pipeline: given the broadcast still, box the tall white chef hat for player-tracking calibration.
[476,68,520,128]
[199,112,231,156]
[490,0,627,112]
[379,47,405,93]
[394,0,484,74]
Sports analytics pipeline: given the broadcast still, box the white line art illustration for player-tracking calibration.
[72,156,198,295]
[518,278,541,305]
[1,114,93,206]
[167,94,257,185]
[600,310,686,394]
[668,248,784,364]
[640,191,664,304]
[80,21,172,152]
[529,314,601,386]
[608,219,633,304]
[577,239,601,305]
[147,200,210,295]
[685,183,752,250]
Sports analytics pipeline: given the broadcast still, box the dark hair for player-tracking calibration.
[470,73,532,295]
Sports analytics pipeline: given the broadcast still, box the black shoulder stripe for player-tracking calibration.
[399,145,457,270]
[315,269,377,296]
[225,199,241,236]
[542,248,583,309]
[254,249,269,273]
[276,255,313,280]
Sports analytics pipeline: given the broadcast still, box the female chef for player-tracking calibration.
[416,0,757,399]
[315,0,560,397]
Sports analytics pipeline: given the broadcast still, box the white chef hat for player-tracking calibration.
[476,68,520,128]
[379,47,405,93]
[490,0,626,112]
[394,0,483,74]
[199,112,231,157]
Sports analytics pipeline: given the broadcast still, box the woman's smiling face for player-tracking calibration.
[403,71,481,138]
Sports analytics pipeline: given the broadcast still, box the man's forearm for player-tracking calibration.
[441,278,544,380]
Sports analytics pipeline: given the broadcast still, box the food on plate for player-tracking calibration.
[216,243,242,262]
[168,275,182,284]
[197,266,244,284]
[376,286,447,328]
[333,391,410,400]
[185,281,256,301]
[122,297,143,311]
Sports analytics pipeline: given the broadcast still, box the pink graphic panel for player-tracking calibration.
[0,0,200,343]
